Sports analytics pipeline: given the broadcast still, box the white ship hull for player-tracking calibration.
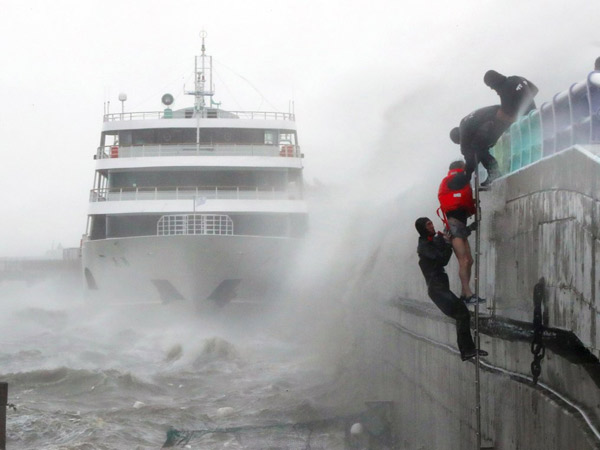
[82,235,299,306]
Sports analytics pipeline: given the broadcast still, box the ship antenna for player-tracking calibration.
[185,31,215,117]
[195,31,206,112]
[184,31,216,148]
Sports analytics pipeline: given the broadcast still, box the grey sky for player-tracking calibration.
[1,0,599,256]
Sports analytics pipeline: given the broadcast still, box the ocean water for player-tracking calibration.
[0,276,354,449]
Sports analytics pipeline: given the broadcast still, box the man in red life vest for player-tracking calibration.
[438,160,485,305]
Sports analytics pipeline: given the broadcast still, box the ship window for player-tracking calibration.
[264,130,278,145]
[209,128,264,144]
[279,132,296,145]
[89,215,107,240]
[183,128,198,143]
[158,129,182,144]
[132,129,156,145]
[106,215,162,238]
[115,128,285,146]
[101,131,119,147]
[119,130,132,146]
[107,169,290,190]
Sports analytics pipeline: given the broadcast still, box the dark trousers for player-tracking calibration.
[461,117,507,179]
[427,274,475,356]
[464,150,499,180]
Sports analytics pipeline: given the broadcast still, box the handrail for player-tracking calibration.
[492,71,600,175]
[103,110,295,122]
[89,185,302,202]
[157,214,234,236]
[96,143,301,159]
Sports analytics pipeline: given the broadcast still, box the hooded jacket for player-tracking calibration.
[415,219,453,286]
[458,105,509,157]
[485,70,539,117]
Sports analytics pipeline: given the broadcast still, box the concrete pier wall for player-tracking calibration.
[481,145,600,357]
[336,145,600,448]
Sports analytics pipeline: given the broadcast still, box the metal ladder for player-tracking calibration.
[473,158,494,450]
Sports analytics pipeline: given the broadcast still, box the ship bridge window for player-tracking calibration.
[264,130,278,145]
[158,129,182,144]
[101,131,120,147]
[119,130,132,146]
[208,128,265,144]
[109,128,292,147]
[108,169,292,190]
[279,132,296,145]
[134,129,156,145]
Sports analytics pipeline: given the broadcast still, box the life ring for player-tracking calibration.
[279,145,294,157]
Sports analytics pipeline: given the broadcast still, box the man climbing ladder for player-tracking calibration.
[414,217,488,361]
[437,160,486,305]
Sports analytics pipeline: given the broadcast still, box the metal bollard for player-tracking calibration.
[0,382,6,450]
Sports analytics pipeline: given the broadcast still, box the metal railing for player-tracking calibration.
[103,110,295,122]
[157,214,233,236]
[89,186,302,202]
[492,71,600,174]
[96,144,301,159]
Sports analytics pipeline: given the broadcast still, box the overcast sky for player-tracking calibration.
[1,0,599,257]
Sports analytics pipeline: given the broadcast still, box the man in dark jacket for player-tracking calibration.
[450,70,539,186]
[484,70,538,119]
[415,217,487,361]
[450,105,507,185]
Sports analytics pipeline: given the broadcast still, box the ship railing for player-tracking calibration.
[103,110,295,122]
[89,186,302,202]
[157,214,234,236]
[96,144,302,159]
[491,71,600,175]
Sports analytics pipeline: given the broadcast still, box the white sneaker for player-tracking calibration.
[464,295,486,305]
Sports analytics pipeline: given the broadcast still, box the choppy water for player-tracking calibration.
[0,276,353,449]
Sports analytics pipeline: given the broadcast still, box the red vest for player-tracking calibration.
[438,169,475,216]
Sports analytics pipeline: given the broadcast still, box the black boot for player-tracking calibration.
[480,170,501,187]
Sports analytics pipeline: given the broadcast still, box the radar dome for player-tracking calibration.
[161,93,174,106]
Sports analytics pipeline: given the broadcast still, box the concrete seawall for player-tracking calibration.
[337,145,600,448]
[481,145,600,356]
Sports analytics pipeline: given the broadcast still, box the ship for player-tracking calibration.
[81,35,308,307]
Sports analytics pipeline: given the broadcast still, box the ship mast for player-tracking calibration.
[185,31,215,146]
